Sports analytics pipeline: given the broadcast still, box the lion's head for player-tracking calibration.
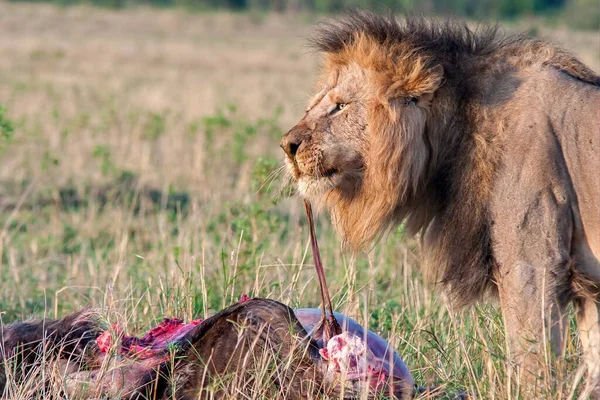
[281,16,444,248]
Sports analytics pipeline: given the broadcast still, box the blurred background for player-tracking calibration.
[4,0,600,28]
[4,0,600,27]
[0,0,599,396]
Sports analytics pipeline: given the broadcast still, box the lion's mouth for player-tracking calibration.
[286,159,339,181]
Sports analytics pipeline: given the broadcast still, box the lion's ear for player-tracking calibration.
[418,64,444,101]
[408,64,444,106]
[387,63,444,104]
[427,64,444,92]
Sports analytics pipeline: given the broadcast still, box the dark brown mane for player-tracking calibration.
[311,13,499,59]
[311,12,600,87]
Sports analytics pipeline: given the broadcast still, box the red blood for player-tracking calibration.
[95,329,112,353]
[95,323,122,352]
[239,294,250,303]
[96,318,203,359]
[97,295,246,358]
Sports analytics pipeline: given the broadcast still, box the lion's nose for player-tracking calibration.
[280,130,303,160]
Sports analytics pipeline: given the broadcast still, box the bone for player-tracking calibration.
[295,308,414,397]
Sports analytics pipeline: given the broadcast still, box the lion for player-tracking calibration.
[280,12,600,395]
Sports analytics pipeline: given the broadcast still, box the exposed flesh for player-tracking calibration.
[93,296,414,396]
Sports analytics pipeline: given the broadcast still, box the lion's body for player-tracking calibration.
[488,68,600,393]
[281,13,600,394]
[424,63,600,305]
[489,67,600,287]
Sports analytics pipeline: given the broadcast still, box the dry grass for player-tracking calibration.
[0,3,598,399]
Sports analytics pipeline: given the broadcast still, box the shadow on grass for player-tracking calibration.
[0,171,191,217]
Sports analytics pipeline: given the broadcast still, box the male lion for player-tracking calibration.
[280,13,600,395]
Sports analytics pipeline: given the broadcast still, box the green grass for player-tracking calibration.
[0,4,596,398]
[0,104,587,398]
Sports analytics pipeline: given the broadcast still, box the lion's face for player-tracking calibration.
[281,53,444,248]
[280,64,370,202]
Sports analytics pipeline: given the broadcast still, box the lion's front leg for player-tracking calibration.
[492,179,574,396]
[576,293,600,399]
[496,259,570,395]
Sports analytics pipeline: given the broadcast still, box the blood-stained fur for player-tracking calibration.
[1,299,414,399]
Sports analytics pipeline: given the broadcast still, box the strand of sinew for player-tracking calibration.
[303,199,338,330]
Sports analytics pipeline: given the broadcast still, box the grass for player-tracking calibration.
[0,3,598,398]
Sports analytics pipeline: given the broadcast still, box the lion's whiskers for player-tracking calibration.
[254,164,286,196]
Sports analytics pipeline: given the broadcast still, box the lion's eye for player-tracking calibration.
[405,97,418,106]
[331,103,348,114]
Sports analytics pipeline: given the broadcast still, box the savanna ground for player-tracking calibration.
[0,3,599,398]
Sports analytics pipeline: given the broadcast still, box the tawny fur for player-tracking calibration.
[281,12,600,393]
[302,14,600,305]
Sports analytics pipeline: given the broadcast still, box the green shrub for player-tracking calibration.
[0,105,14,142]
